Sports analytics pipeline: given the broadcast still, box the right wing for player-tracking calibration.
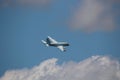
[57,46,66,52]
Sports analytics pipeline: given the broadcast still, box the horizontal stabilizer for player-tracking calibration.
[41,40,49,47]
[41,40,46,44]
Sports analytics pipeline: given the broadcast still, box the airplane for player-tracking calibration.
[41,36,69,52]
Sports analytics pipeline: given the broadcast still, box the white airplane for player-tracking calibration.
[41,36,69,52]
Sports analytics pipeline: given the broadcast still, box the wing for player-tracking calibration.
[47,36,57,43]
[57,46,66,52]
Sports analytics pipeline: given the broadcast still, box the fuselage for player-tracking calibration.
[42,36,69,52]
[46,37,69,46]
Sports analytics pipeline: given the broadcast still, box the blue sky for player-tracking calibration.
[0,0,120,77]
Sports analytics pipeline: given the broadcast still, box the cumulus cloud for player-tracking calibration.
[0,0,53,8]
[70,0,119,32]
[0,55,120,80]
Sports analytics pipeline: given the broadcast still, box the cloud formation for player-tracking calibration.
[0,55,120,80]
[0,0,53,7]
[70,0,119,32]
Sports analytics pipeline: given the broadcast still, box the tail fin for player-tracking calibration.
[41,40,49,47]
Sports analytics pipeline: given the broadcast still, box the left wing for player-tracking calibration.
[47,36,57,43]
[57,46,66,52]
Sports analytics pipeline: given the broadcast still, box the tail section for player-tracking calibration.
[41,40,49,47]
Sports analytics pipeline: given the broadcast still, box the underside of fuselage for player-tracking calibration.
[49,43,69,46]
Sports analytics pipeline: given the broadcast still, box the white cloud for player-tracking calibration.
[70,0,118,32]
[0,55,120,80]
